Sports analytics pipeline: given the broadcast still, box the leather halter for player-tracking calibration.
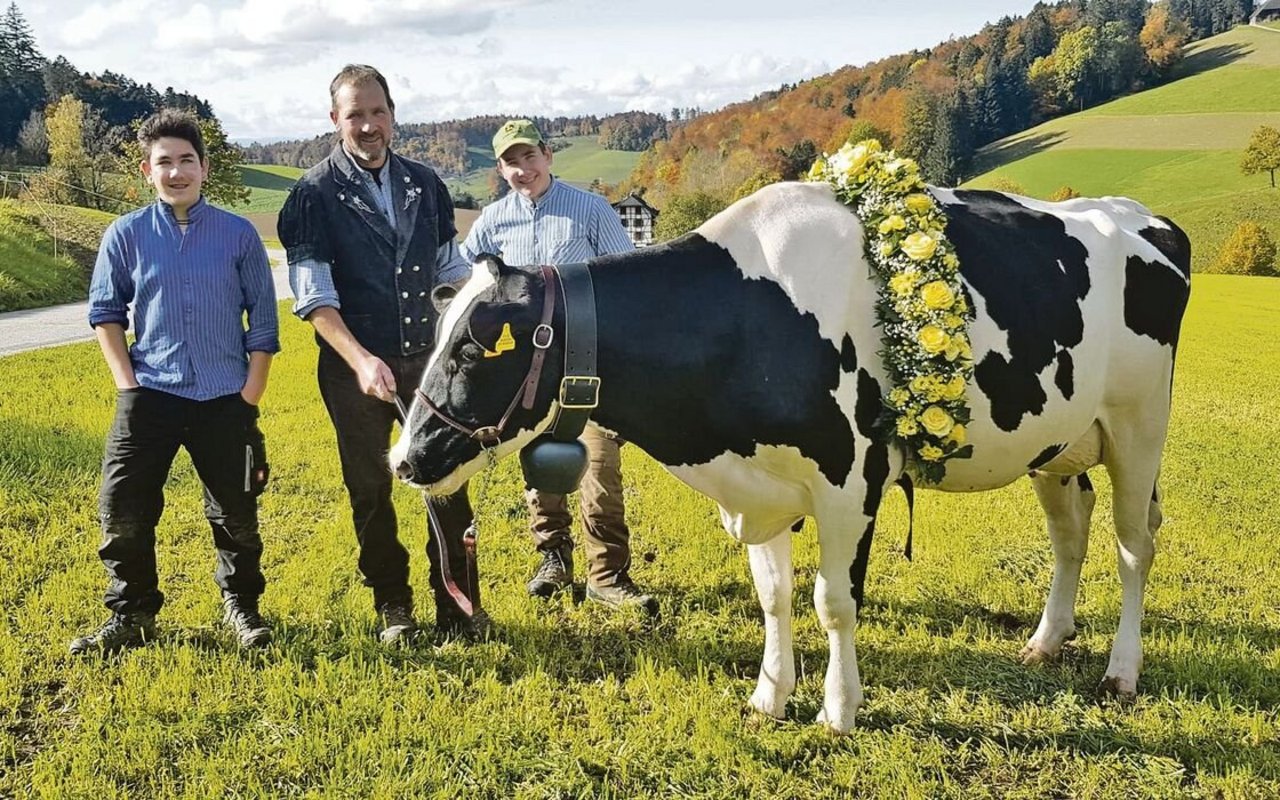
[412,262,599,447]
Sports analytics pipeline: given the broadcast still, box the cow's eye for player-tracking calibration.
[457,342,484,362]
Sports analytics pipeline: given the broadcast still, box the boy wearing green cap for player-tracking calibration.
[461,119,656,614]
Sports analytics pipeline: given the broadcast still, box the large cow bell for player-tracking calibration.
[519,435,588,494]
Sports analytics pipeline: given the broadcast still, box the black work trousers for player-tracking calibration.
[98,387,266,615]
[316,346,481,621]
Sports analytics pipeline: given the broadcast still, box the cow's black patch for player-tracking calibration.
[590,234,858,488]
[937,190,1091,431]
[1123,255,1190,348]
[1028,443,1067,471]
[855,369,882,439]
[1077,472,1094,493]
[849,519,875,608]
[1055,350,1074,400]
[862,442,890,518]
[840,335,858,374]
[1138,222,1192,282]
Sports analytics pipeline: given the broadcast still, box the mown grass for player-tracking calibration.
[0,275,1278,797]
[0,200,113,311]
[968,25,1280,274]
[231,165,305,215]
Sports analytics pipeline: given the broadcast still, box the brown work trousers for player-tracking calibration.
[526,426,631,586]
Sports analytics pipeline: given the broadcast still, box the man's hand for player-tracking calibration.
[356,353,397,402]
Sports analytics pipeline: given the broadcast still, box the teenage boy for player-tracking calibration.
[70,109,279,655]
[461,119,656,614]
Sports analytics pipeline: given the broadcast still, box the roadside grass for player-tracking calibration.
[968,26,1280,274]
[0,200,112,311]
[0,275,1278,796]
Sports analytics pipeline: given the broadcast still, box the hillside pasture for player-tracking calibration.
[969,26,1280,274]
[448,136,642,201]
[0,200,112,311]
[0,275,1277,797]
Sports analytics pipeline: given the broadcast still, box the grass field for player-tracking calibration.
[1,274,1277,796]
[0,200,114,312]
[232,165,305,215]
[968,25,1280,273]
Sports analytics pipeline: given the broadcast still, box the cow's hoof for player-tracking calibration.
[748,689,788,720]
[1098,675,1138,703]
[1018,643,1056,665]
[814,706,856,734]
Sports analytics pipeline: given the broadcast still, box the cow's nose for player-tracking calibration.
[394,460,415,482]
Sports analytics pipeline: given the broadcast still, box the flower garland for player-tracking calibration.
[806,139,975,483]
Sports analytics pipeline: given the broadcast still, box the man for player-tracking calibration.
[461,119,655,614]
[71,109,279,654]
[277,65,485,643]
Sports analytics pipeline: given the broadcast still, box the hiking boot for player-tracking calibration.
[222,595,271,648]
[68,612,156,655]
[527,544,574,598]
[377,600,419,645]
[586,576,658,617]
[437,608,494,642]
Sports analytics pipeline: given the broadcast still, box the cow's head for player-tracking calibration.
[389,256,562,495]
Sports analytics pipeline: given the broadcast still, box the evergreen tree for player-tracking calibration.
[0,2,45,148]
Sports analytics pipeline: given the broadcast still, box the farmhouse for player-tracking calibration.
[611,193,659,247]
[1253,0,1280,23]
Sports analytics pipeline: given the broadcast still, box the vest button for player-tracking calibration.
[404,317,411,324]
[413,265,420,271]
[402,292,408,299]
[396,267,402,275]
[404,341,411,348]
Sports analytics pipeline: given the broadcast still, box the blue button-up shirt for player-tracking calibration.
[89,197,280,401]
[460,178,634,266]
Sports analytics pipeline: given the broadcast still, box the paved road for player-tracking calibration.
[0,249,290,358]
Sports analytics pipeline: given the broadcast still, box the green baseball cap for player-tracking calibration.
[492,119,544,159]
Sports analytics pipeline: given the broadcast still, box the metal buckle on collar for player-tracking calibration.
[532,324,554,349]
[558,376,600,409]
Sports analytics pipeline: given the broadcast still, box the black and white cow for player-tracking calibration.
[389,181,1191,732]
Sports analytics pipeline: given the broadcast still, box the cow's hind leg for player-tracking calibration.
[746,532,796,719]
[812,511,872,733]
[1100,426,1166,700]
[1021,471,1095,664]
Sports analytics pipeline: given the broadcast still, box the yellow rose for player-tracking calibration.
[901,232,938,262]
[919,444,944,461]
[889,272,916,296]
[904,193,933,215]
[878,214,908,235]
[919,405,955,438]
[943,252,960,270]
[879,240,897,258]
[858,138,883,154]
[947,423,967,446]
[944,313,964,330]
[941,375,967,401]
[917,325,950,355]
[909,375,933,396]
[955,333,972,359]
[896,416,919,436]
[920,280,956,310]
[889,387,911,407]
[807,159,827,181]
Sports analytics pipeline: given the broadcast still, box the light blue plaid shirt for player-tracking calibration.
[289,147,468,319]
[460,178,634,267]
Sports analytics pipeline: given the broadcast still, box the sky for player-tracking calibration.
[27,1,1045,143]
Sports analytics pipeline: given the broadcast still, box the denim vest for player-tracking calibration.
[279,145,457,358]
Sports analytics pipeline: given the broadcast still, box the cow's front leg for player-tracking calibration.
[812,515,866,733]
[746,533,795,719]
[1021,471,1095,664]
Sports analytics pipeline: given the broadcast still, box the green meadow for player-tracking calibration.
[0,200,113,311]
[1,273,1277,796]
[969,25,1280,273]
[447,136,642,200]
[234,165,305,215]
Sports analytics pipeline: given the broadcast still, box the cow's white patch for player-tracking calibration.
[698,182,871,347]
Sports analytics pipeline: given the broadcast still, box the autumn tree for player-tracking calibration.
[654,192,726,241]
[1241,125,1280,189]
[1140,5,1191,77]
[1213,222,1277,276]
[844,120,892,148]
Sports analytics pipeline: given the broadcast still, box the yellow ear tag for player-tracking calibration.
[483,322,517,358]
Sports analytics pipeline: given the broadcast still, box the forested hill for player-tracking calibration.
[623,0,1256,212]
[243,110,677,177]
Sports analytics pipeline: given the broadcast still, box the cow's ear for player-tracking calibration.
[477,253,516,280]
